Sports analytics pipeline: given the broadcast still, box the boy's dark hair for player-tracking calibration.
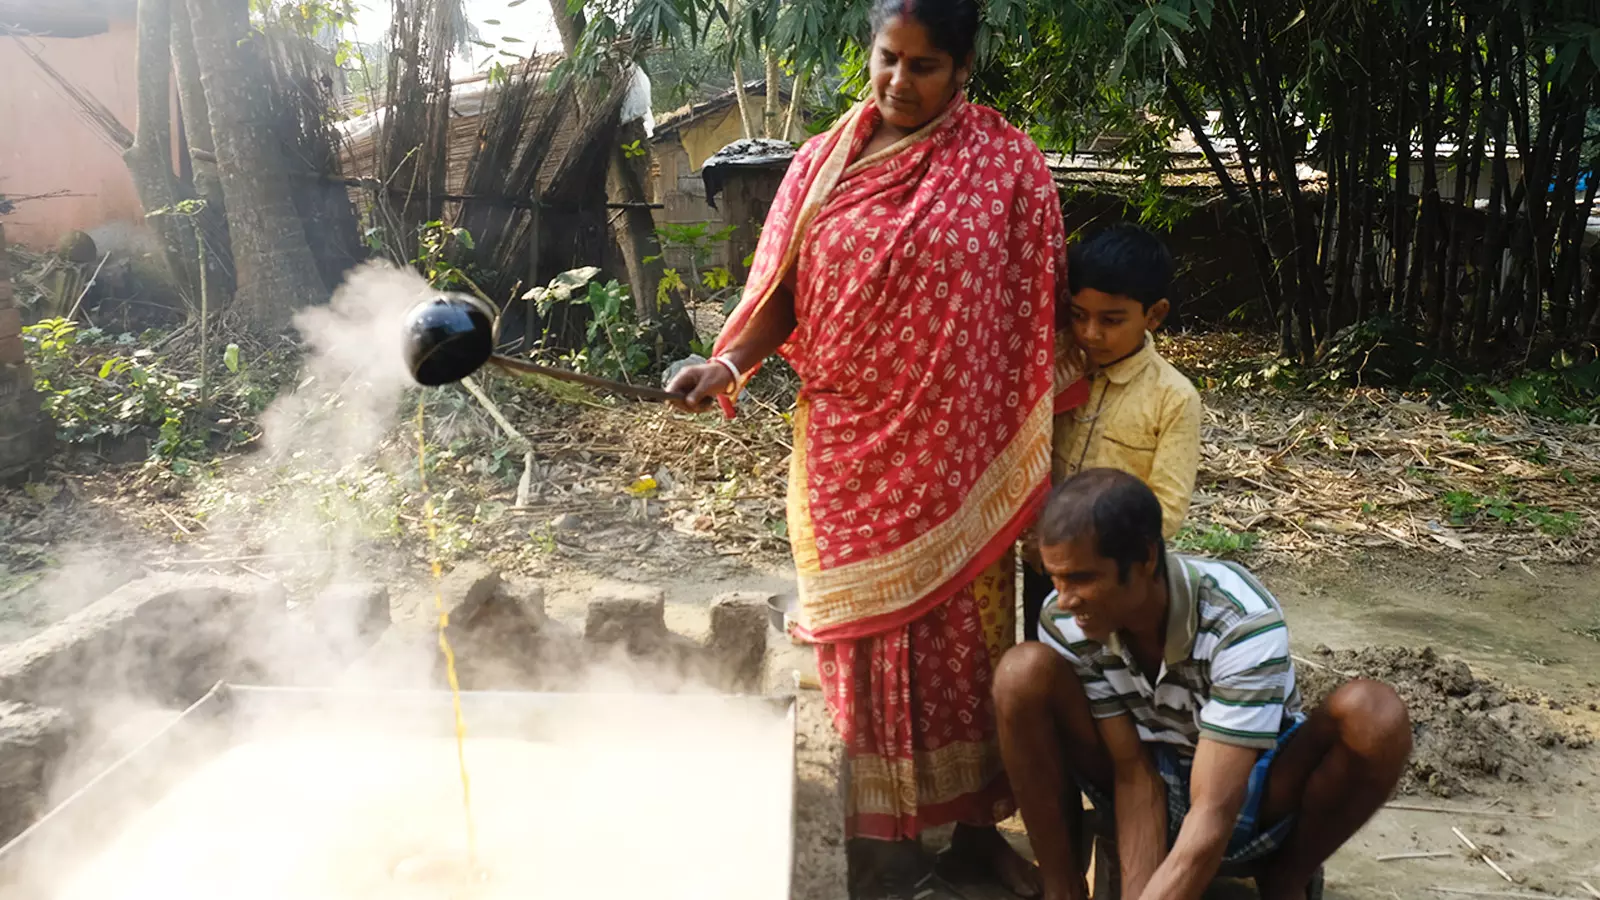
[1038,468,1166,582]
[1067,223,1175,310]
[869,0,980,64]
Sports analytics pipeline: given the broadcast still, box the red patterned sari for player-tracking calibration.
[715,95,1064,840]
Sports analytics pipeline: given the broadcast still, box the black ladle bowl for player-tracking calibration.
[403,294,496,387]
[401,294,687,403]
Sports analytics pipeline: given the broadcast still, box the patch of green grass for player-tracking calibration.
[1174,523,1261,557]
[1440,489,1580,536]
[526,527,557,555]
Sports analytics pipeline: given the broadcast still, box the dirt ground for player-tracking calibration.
[4,376,1598,899]
[5,503,1599,899]
[436,543,1600,900]
[753,549,1600,900]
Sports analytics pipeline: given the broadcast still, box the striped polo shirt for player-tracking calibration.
[1039,552,1302,752]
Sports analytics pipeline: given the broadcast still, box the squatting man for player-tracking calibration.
[995,468,1414,900]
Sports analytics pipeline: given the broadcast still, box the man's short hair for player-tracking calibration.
[1067,223,1175,310]
[1038,468,1166,581]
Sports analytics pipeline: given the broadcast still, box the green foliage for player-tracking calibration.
[527,267,653,381]
[24,319,194,447]
[654,222,736,267]
[22,318,264,470]
[1173,523,1260,556]
[573,279,652,379]
[1440,490,1579,536]
[1475,356,1600,424]
[651,221,742,313]
[413,220,479,291]
[1316,317,1434,389]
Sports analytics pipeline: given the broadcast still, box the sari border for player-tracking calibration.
[796,479,1047,644]
[712,103,870,419]
[785,396,821,574]
[840,95,963,179]
[791,393,1054,642]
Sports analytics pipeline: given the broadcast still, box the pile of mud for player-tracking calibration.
[1297,646,1594,798]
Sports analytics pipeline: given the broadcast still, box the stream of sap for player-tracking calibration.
[416,399,478,867]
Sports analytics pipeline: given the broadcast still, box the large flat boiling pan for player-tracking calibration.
[0,684,797,900]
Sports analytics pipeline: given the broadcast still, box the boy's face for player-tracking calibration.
[1041,533,1159,643]
[1069,288,1170,368]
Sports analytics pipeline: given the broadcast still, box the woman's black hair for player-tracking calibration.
[868,0,981,64]
[1038,468,1167,582]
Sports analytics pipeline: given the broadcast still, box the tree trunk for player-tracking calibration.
[726,0,757,140]
[762,50,782,139]
[549,0,584,52]
[783,67,809,139]
[170,6,234,298]
[547,0,693,357]
[730,63,757,139]
[187,0,326,326]
[609,118,693,354]
[1414,77,1442,336]
[1390,38,1415,316]
[123,0,202,302]
[1171,76,1289,354]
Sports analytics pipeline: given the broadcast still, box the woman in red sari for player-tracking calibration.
[669,2,1065,895]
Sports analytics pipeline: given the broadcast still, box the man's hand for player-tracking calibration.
[1136,738,1260,900]
[664,362,734,413]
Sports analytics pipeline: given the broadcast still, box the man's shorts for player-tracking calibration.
[1079,715,1305,866]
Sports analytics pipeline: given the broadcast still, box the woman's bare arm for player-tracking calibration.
[720,278,798,375]
[665,277,797,412]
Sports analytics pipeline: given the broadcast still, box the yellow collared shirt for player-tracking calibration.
[1051,336,1202,538]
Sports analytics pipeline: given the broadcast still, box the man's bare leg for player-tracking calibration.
[993,643,1116,900]
[1254,679,1412,900]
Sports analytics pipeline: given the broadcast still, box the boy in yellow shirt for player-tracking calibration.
[1024,224,1203,640]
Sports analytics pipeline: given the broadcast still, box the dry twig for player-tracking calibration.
[1385,803,1554,819]
[1453,827,1516,885]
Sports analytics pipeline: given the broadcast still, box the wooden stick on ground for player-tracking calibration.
[1386,803,1554,819]
[1578,882,1600,900]
[1293,654,1355,678]
[1378,851,1454,862]
[1427,883,1561,890]
[1453,827,1516,884]
[161,508,193,536]
[460,375,528,446]
[164,551,333,566]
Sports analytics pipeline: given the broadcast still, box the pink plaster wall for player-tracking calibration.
[0,19,179,252]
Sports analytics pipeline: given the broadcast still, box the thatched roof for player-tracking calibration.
[0,0,133,37]
[336,59,584,201]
